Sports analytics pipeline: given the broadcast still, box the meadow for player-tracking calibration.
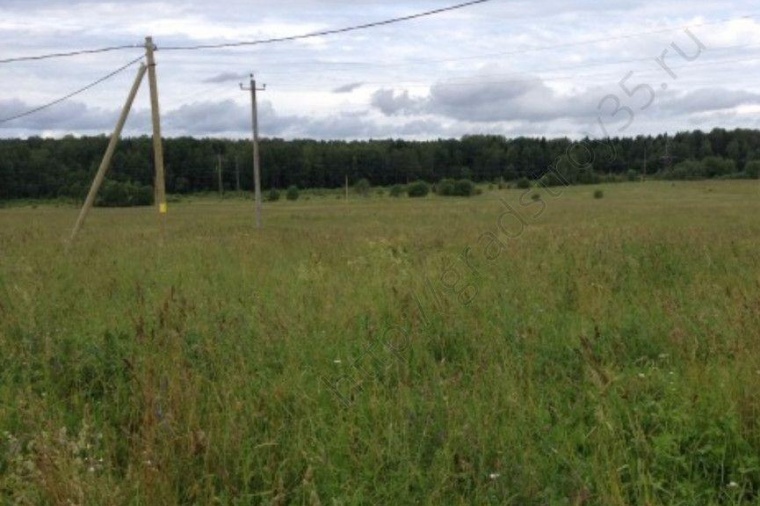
[1,180,759,505]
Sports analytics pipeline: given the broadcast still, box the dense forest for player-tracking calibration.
[1,128,759,203]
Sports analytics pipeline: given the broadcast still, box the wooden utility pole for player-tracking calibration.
[69,63,147,244]
[241,74,265,229]
[145,36,167,222]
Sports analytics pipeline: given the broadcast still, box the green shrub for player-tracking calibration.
[516,177,531,189]
[436,179,455,196]
[407,181,430,198]
[453,179,476,196]
[437,178,475,197]
[96,180,153,207]
[593,189,604,199]
[286,185,299,201]
[389,184,404,197]
[745,160,760,178]
[354,178,371,197]
[268,188,281,202]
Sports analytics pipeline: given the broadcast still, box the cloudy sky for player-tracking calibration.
[1,0,759,140]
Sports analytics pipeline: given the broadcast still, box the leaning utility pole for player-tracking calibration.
[240,74,266,229]
[69,64,147,244]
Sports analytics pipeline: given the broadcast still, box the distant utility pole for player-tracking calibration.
[240,74,266,229]
[235,156,241,192]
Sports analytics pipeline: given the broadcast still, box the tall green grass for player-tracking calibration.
[1,181,759,504]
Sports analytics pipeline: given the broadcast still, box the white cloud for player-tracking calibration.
[1,0,759,139]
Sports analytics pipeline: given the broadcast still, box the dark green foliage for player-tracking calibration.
[593,189,604,199]
[407,181,430,198]
[267,188,281,202]
[454,179,475,196]
[286,185,299,201]
[436,178,476,197]
[663,157,736,180]
[389,184,404,197]
[2,128,760,202]
[745,160,760,178]
[354,178,371,197]
[516,177,531,189]
[96,181,153,207]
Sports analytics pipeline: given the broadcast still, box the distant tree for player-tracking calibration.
[436,179,455,196]
[744,160,760,178]
[354,178,371,197]
[268,188,281,201]
[389,184,404,197]
[96,180,152,207]
[286,185,300,201]
[701,156,736,178]
[407,181,430,198]
[516,177,531,189]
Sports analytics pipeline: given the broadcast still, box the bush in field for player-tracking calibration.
[516,177,531,189]
[354,178,371,197]
[593,189,604,199]
[96,180,153,207]
[407,181,430,198]
[435,179,455,196]
[286,185,299,201]
[389,184,404,197]
[436,178,476,197]
[268,188,281,202]
[745,160,760,178]
[454,179,476,196]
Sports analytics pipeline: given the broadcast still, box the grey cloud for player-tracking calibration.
[332,82,364,93]
[370,88,422,115]
[163,100,248,134]
[371,77,599,123]
[203,72,249,84]
[659,88,760,114]
[0,98,146,133]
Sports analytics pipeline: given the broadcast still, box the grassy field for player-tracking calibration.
[1,180,759,505]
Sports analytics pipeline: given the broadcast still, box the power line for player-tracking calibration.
[0,44,142,65]
[0,0,489,65]
[0,56,145,125]
[159,0,491,51]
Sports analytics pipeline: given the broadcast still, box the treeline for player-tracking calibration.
[1,128,759,202]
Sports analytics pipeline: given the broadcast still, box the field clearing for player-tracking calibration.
[1,180,760,504]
